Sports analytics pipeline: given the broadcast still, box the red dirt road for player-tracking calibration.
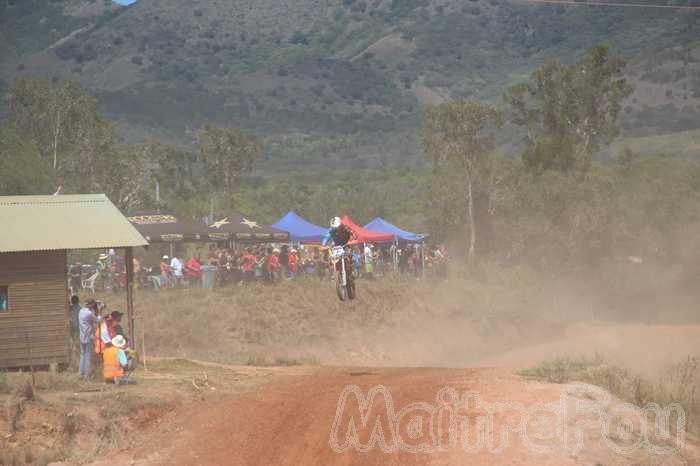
[113,367,699,466]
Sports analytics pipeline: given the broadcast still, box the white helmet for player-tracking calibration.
[330,216,342,229]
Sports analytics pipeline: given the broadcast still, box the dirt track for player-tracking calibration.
[103,366,699,466]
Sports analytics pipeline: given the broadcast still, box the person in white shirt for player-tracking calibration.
[170,255,184,287]
[363,244,375,279]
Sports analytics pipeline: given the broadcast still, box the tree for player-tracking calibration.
[0,127,51,195]
[95,144,154,213]
[7,77,103,177]
[504,44,634,174]
[197,125,262,209]
[423,101,503,261]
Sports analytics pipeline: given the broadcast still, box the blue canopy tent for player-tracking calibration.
[272,211,328,243]
[364,218,425,243]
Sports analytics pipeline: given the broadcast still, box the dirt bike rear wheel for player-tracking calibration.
[347,280,356,300]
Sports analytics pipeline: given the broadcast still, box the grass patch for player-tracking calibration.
[519,354,603,383]
[0,371,11,394]
[521,355,699,434]
[0,371,83,395]
[246,355,320,367]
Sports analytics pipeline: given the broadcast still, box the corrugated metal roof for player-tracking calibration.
[0,194,148,252]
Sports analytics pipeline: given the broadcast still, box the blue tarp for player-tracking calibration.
[272,211,328,243]
[364,218,425,242]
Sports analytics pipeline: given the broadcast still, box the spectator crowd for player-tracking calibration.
[68,243,450,293]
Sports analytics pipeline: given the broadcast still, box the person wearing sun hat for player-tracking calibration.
[102,335,134,384]
[287,248,299,278]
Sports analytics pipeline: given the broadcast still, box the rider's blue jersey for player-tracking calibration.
[322,225,353,247]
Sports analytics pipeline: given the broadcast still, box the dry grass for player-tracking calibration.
[90,261,699,370]
[0,371,83,395]
[119,269,566,368]
[521,355,700,434]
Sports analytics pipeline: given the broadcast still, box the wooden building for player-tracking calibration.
[0,195,147,369]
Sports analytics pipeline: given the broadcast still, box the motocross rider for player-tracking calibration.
[322,217,356,275]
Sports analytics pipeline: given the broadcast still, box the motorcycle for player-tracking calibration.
[330,245,356,301]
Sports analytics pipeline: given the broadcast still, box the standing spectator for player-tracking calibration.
[240,248,257,282]
[288,249,299,278]
[254,248,265,281]
[185,255,203,287]
[266,248,280,283]
[159,255,170,288]
[363,244,375,280]
[389,243,398,272]
[226,250,239,284]
[170,255,184,287]
[279,246,289,279]
[78,299,98,379]
[352,247,362,278]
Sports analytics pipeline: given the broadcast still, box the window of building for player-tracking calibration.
[0,286,8,312]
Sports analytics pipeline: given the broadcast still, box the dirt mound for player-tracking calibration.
[95,367,699,466]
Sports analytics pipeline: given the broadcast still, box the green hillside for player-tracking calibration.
[1,0,699,170]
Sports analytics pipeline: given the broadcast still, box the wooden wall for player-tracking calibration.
[0,250,69,368]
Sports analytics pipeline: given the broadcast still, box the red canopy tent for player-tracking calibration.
[342,216,394,244]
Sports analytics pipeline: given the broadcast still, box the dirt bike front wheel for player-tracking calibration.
[336,280,347,301]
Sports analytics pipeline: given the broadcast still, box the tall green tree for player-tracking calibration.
[504,44,633,174]
[7,77,104,181]
[0,127,51,195]
[423,101,503,260]
[197,124,262,209]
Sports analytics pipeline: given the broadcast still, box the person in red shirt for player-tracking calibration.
[266,248,280,284]
[185,256,202,286]
[288,249,299,278]
[240,248,257,282]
